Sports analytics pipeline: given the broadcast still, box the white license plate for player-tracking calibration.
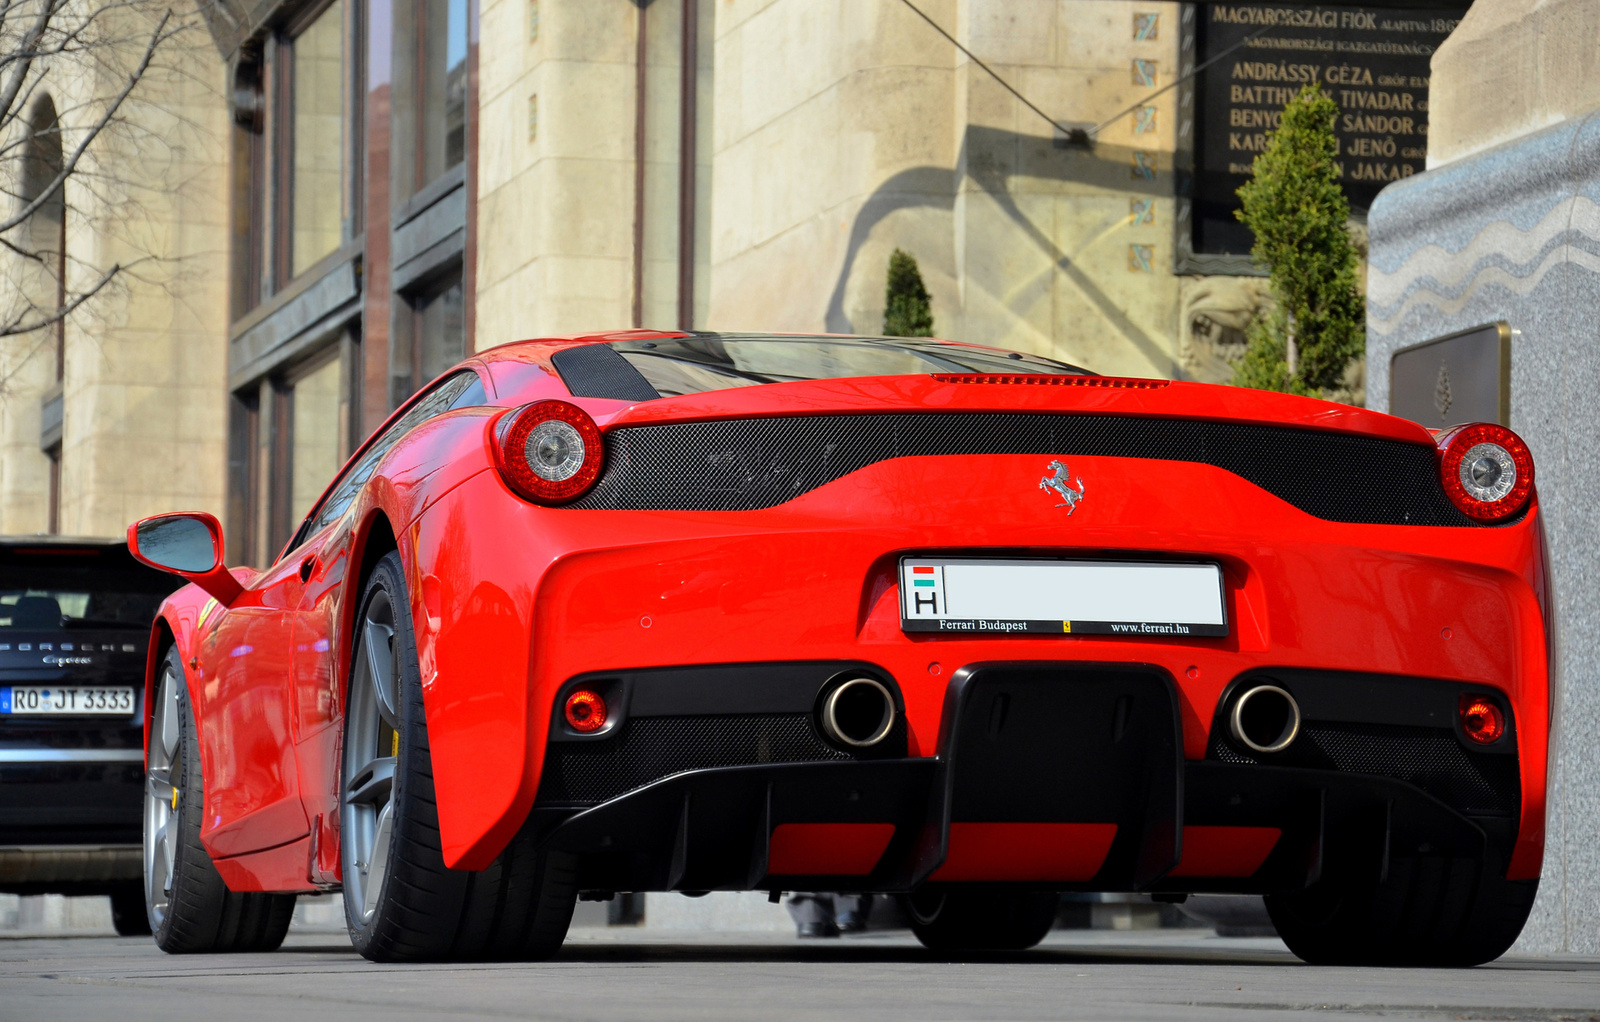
[899,558,1227,637]
[0,686,136,715]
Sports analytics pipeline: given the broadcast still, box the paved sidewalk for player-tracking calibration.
[1,927,1597,1021]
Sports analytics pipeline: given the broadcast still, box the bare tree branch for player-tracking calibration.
[0,231,47,262]
[0,0,23,51]
[0,6,171,236]
[0,258,121,336]
[0,0,60,133]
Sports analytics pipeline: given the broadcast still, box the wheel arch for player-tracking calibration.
[141,615,177,767]
[338,507,400,701]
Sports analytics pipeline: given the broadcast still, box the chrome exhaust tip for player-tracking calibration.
[1229,684,1301,754]
[820,677,896,748]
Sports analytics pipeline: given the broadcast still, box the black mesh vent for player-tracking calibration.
[551,344,660,401]
[570,413,1483,526]
[1207,721,1519,817]
[536,714,857,805]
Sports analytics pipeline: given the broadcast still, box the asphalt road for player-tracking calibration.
[2,928,1598,1022]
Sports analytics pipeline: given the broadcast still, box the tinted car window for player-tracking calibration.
[295,370,487,545]
[0,561,177,631]
[0,589,165,630]
[611,335,1088,398]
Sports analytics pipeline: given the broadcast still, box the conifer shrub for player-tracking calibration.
[1232,83,1365,397]
[884,248,934,337]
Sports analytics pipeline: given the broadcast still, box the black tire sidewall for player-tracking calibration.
[151,648,208,949]
[110,882,150,936]
[1266,857,1538,967]
[342,551,440,956]
[908,887,1058,952]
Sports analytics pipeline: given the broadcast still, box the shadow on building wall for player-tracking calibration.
[824,124,1171,373]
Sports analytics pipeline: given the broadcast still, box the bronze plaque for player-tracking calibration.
[1389,322,1511,428]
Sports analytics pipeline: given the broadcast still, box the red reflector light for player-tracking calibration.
[1435,422,1534,522]
[1459,695,1505,745]
[493,400,604,505]
[564,689,607,733]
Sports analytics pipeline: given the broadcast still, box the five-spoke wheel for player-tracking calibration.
[341,551,578,962]
[142,648,295,953]
[142,657,181,932]
[342,585,402,925]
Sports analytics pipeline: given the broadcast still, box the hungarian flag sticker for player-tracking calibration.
[902,563,944,618]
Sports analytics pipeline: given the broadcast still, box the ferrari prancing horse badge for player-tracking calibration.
[1039,460,1086,514]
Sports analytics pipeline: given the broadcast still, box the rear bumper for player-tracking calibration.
[528,759,1493,895]
[0,753,144,859]
[0,746,143,893]
[409,458,1550,873]
[523,662,1516,894]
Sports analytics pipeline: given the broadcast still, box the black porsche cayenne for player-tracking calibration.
[0,537,180,935]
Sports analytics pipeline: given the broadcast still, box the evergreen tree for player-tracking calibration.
[1232,83,1365,397]
[884,248,934,337]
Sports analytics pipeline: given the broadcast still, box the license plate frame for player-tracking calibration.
[0,686,137,716]
[899,557,1228,637]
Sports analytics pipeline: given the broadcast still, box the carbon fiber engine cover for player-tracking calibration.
[567,412,1482,526]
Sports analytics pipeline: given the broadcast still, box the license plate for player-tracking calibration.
[899,558,1227,637]
[0,686,136,715]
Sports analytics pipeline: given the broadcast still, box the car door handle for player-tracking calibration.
[299,555,317,583]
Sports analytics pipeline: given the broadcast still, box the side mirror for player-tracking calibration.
[127,512,243,606]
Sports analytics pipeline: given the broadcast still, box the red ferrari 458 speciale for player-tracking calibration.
[126,332,1550,965]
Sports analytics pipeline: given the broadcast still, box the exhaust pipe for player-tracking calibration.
[1229,684,1301,754]
[821,677,896,748]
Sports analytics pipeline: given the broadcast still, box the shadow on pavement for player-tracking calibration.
[266,935,1297,969]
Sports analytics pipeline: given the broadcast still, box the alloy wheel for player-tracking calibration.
[343,587,402,924]
[142,661,181,929]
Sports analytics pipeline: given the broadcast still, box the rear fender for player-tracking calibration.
[319,406,501,739]
[405,469,556,870]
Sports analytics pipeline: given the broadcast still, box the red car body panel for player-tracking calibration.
[142,333,1552,893]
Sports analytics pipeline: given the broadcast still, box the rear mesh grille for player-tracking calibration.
[535,714,855,805]
[570,412,1480,525]
[1207,721,1519,816]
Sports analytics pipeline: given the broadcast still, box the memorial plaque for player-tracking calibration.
[1389,322,1511,428]
[1192,3,1464,256]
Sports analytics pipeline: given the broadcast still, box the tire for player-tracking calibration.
[1265,855,1538,966]
[144,647,296,953]
[906,886,1059,952]
[341,552,578,963]
[110,881,150,936]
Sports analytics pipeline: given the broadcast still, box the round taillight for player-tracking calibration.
[1435,423,1534,522]
[564,689,607,733]
[1459,694,1505,745]
[493,401,603,504]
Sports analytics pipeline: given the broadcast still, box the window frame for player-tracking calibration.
[260,0,363,294]
[283,0,353,281]
[266,343,342,553]
[393,0,471,202]
[392,263,465,408]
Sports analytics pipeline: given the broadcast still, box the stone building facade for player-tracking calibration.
[0,4,231,541]
[4,0,1278,554]
[1365,0,1600,955]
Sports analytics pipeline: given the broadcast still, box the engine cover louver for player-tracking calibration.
[566,412,1489,526]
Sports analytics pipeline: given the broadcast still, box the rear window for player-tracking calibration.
[0,555,179,630]
[610,335,1088,398]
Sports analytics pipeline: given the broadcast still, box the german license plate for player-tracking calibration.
[899,557,1227,637]
[0,686,136,715]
